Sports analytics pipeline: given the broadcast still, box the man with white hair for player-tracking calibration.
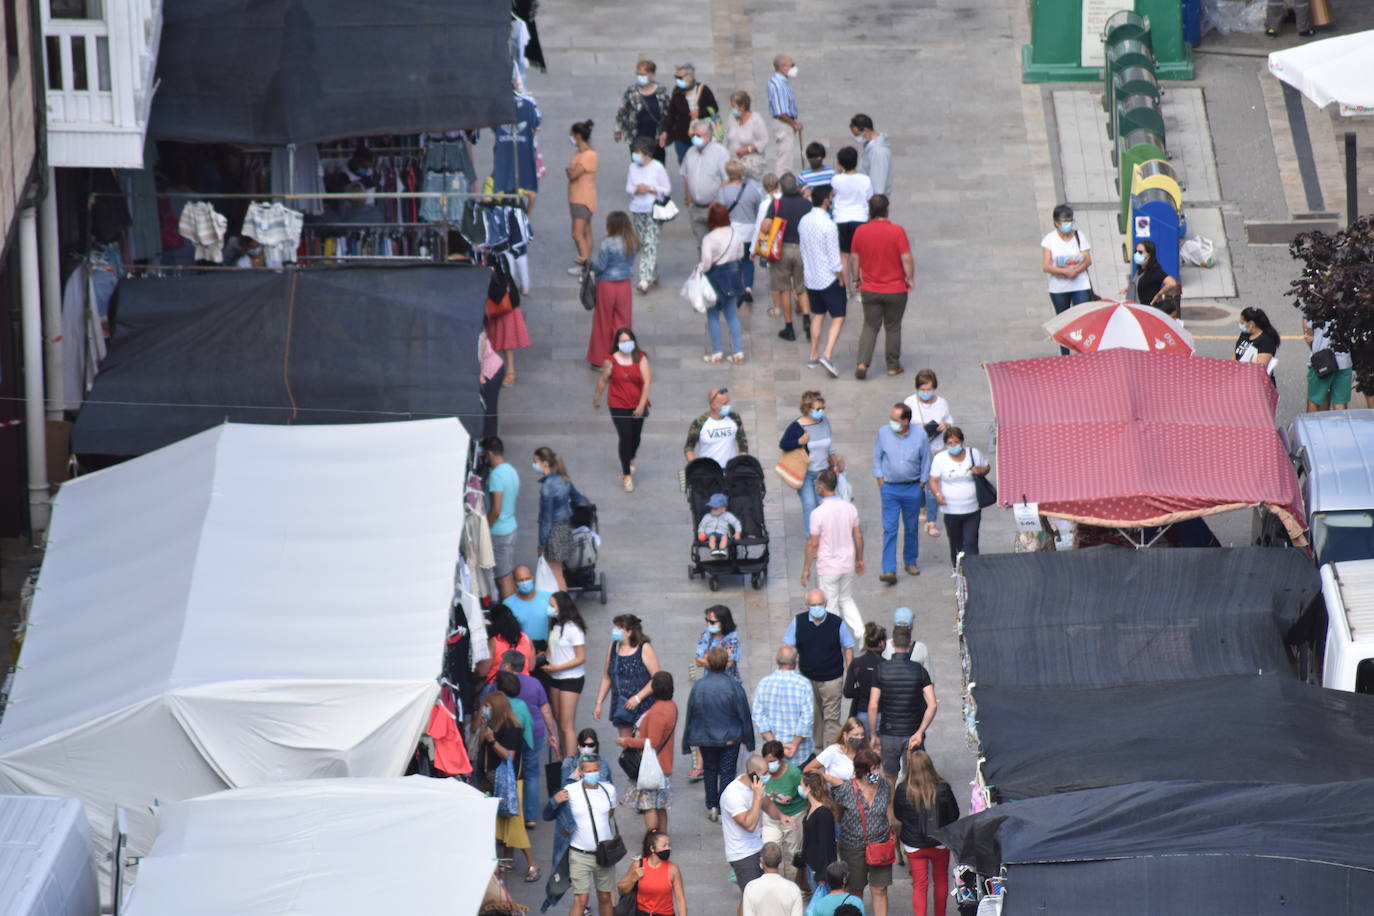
[752,646,816,765]
[767,53,802,175]
[682,118,730,242]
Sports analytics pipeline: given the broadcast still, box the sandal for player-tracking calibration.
[623,475,634,492]
[767,306,781,318]
[703,352,724,363]
[687,767,705,782]
[635,282,650,293]
[925,522,940,537]
[525,866,542,883]
[502,373,515,388]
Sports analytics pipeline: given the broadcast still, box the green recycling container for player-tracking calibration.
[1115,94,1166,147]
[1103,38,1156,113]
[1117,129,1167,232]
[1104,10,1152,50]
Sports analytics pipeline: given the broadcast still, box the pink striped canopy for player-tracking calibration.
[985,349,1305,536]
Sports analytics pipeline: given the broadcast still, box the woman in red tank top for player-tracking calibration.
[616,829,685,916]
[593,327,653,493]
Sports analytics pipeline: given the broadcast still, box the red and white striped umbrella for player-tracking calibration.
[1043,299,1194,356]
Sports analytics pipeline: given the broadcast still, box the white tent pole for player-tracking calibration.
[19,206,50,541]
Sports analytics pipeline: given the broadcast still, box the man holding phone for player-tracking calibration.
[720,755,769,904]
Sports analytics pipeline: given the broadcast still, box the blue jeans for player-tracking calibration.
[800,469,820,534]
[881,481,925,573]
[742,242,756,291]
[700,743,740,811]
[707,294,744,354]
[1049,288,1094,354]
[521,741,542,821]
[674,139,691,164]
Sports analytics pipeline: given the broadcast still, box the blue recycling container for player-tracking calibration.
[1130,189,1181,278]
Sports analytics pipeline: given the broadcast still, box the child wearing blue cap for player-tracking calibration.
[697,492,742,557]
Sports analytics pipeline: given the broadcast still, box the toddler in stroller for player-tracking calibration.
[698,493,741,557]
[686,456,771,591]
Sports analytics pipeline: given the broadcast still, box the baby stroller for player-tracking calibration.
[685,455,770,591]
[564,502,607,604]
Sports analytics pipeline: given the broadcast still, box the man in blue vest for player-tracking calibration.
[782,588,855,748]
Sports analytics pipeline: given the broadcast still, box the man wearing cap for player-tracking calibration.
[685,387,750,467]
[868,623,936,790]
[881,607,930,665]
[783,588,854,748]
[801,469,864,641]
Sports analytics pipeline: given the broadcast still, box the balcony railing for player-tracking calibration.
[43,0,162,168]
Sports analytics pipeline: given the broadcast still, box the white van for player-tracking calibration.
[1319,559,1374,694]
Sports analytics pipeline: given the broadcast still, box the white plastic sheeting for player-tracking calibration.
[0,420,469,898]
[124,778,497,916]
[1268,30,1374,115]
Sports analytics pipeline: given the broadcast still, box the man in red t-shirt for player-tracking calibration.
[849,195,914,379]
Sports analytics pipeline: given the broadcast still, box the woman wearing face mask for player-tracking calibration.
[595,614,661,738]
[1234,306,1281,380]
[482,692,540,881]
[805,718,868,786]
[801,771,842,898]
[481,603,535,687]
[727,91,768,180]
[662,62,719,166]
[1041,204,1094,353]
[544,592,589,756]
[616,672,679,834]
[779,390,837,533]
[687,605,741,781]
[618,829,688,916]
[699,202,748,363]
[566,119,598,272]
[594,327,652,492]
[614,59,670,163]
[1127,239,1181,316]
[903,369,954,538]
[533,447,588,592]
[681,646,755,821]
[586,215,640,369]
[558,728,614,787]
[926,427,990,569]
[626,137,672,293]
[716,160,766,303]
[830,748,894,916]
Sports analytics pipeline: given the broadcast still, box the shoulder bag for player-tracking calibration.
[579,264,598,311]
[756,198,785,261]
[652,195,679,222]
[854,778,896,866]
[1311,347,1339,379]
[583,783,628,867]
[775,448,809,490]
[612,858,642,916]
[971,450,998,509]
[493,757,520,817]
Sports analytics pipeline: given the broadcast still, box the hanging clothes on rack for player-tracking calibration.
[492,93,542,195]
[270,144,325,213]
[512,0,546,72]
[420,133,478,223]
[242,201,305,267]
[177,201,228,262]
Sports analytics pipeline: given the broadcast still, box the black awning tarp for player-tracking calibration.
[961,547,1319,689]
[976,675,1374,801]
[150,0,516,145]
[73,266,486,456]
[936,780,1374,914]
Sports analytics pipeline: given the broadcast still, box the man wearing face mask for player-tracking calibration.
[661,63,719,166]
[685,387,749,466]
[872,403,931,582]
[507,565,555,651]
[848,114,892,198]
[752,647,816,767]
[682,120,731,243]
[720,755,770,897]
[552,756,620,916]
[767,53,803,176]
[757,743,809,886]
[783,589,855,749]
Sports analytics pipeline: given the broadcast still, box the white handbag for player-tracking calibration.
[680,266,717,314]
[651,197,679,222]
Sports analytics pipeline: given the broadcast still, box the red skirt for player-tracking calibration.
[486,307,531,351]
[587,279,633,367]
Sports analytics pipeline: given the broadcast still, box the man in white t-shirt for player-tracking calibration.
[552,757,618,916]
[721,754,768,903]
[685,387,750,467]
[742,842,804,916]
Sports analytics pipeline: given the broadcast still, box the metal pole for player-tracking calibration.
[38,166,64,418]
[18,207,50,541]
[1346,131,1359,225]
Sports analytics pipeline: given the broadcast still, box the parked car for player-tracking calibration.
[1318,560,1374,694]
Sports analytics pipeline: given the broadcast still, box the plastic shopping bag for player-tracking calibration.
[679,267,717,314]
[1179,235,1216,268]
[535,557,559,594]
[637,737,665,791]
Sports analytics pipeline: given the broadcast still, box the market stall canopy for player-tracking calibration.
[125,779,497,916]
[985,350,1304,537]
[150,0,517,144]
[936,779,1374,911]
[1268,30,1374,116]
[975,675,1374,801]
[0,420,466,900]
[73,266,485,457]
[961,547,1318,688]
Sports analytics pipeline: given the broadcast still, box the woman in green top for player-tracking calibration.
[761,739,809,890]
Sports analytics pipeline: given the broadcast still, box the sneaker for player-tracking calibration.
[778,325,796,341]
[806,360,821,369]
[819,356,839,377]
[878,572,897,585]
[707,807,720,823]
[711,548,727,558]
[567,265,583,276]
[742,290,754,303]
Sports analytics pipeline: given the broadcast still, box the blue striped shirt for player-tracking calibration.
[767,72,798,119]
[799,167,834,188]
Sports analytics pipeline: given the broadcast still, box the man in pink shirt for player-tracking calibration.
[800,469,865,640]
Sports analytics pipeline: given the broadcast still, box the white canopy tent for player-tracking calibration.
[124,778,497,915]
[1268,30,1374,115]
[0,419,469,898]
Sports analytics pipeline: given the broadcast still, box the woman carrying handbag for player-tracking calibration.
[615,829,688,916]
[830,749,894,916]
